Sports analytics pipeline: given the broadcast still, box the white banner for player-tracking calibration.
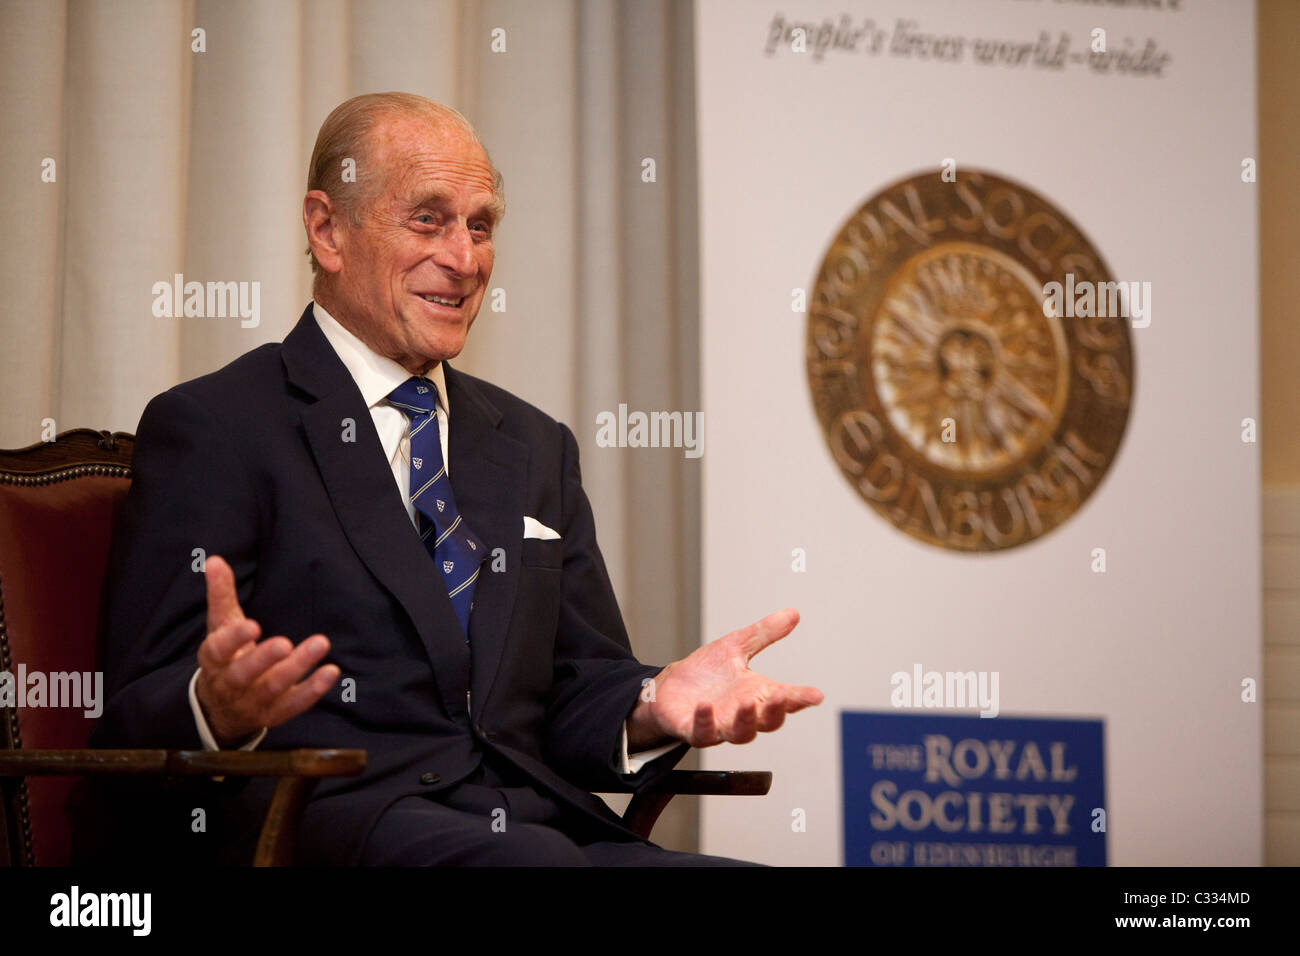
[697,0,1259,865]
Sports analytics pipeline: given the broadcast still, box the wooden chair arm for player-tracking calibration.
[3,755,767,857]
[0,748,366,778]
[0,749,365,865]
[621,770,772,840]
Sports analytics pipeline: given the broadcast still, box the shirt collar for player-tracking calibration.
[311,300,448,416]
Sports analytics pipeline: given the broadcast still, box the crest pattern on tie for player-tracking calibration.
[388,376,485,640]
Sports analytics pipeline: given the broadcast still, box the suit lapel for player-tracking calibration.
[281,306,470,718]
[442,364,529,715]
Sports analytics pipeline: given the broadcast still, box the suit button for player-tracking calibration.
[419,772,440,786]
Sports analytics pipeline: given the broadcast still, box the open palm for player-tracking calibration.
[642,608,823,748]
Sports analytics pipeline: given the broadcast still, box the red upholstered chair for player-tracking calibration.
[0,429,131,865]
[0,429,365,865]
[0,429,768,866]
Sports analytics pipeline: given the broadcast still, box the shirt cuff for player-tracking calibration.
[188,668,268,753]
[618,720,681,776]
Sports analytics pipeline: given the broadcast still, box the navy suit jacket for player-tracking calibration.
[91,304,687,864]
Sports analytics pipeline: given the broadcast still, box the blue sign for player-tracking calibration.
[842,711,1106,866]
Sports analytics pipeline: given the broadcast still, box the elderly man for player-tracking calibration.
[93,92,821,865]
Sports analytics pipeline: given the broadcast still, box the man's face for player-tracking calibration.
[329,115,500,373]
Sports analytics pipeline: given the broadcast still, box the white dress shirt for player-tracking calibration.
[189,301,676,775]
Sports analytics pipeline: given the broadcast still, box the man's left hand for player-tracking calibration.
[627,608,823,751]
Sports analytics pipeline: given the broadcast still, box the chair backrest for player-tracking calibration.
[0,429,134,865]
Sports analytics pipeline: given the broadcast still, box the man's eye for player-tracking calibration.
[415,214,437,225]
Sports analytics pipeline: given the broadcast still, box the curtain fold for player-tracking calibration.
[0,0,66,439]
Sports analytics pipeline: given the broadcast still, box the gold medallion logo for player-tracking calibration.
[807,170,1133,551]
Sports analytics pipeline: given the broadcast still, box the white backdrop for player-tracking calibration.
[696,0,1260,865]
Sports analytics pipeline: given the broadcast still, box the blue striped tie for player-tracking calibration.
[388,377,484,640]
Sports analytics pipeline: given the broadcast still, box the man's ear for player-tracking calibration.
[304,190,345,274]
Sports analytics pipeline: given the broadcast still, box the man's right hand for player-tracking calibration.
[194,555,340,748]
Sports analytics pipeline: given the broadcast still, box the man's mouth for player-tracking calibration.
[418,293,464,308]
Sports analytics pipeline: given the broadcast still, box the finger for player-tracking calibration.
[263,664,341,727]
[223,635,294,688]
[249,635,332,704]
[735,608,800,661]
[198,617,261,670]
[204,555,245,634]
[779,684,825,711]
[757,698,787,733]
[727,700,759,744]
[691,701,719,747]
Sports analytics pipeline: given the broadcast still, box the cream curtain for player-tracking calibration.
[0,0,702,852]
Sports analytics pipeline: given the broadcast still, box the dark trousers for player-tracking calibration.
[359,755,761,866]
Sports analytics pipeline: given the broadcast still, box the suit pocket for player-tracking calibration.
[520,537,562,570]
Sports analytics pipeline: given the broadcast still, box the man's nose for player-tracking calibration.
[433,220,475,275]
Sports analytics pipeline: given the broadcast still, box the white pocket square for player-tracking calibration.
[523,516,561,540]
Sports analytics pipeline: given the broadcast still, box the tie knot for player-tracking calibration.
[388,377,438,417]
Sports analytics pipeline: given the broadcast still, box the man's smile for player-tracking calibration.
[417,292,465,308]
